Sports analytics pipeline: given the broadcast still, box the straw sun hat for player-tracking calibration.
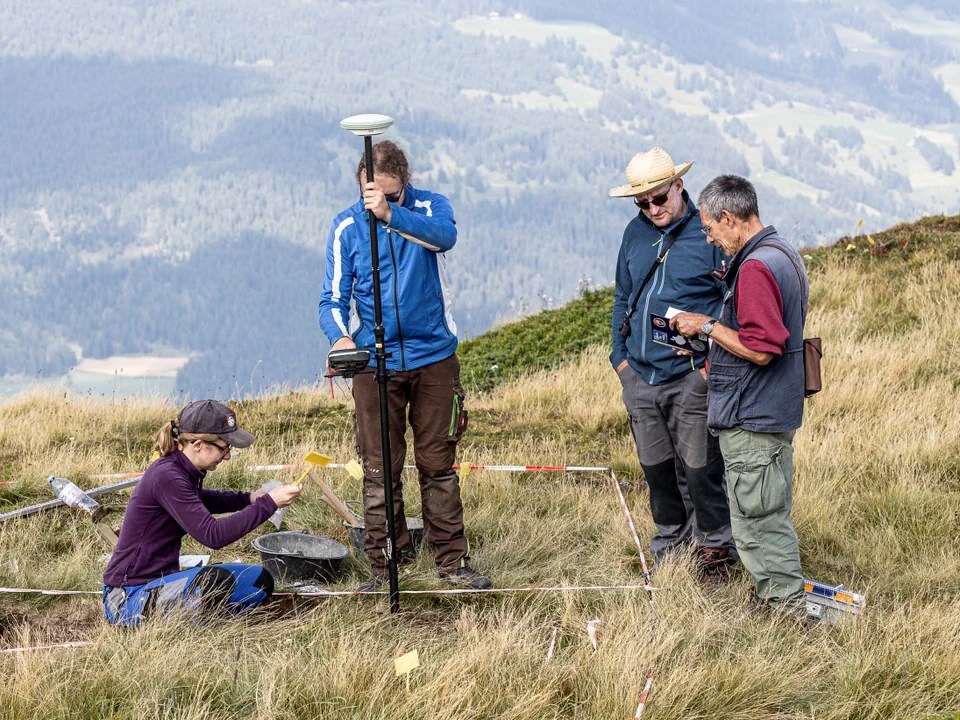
[608,147,694,198]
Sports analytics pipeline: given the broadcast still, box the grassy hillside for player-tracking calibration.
[459,286,615,392]
[460,213,960,392]
[0,215,959,719]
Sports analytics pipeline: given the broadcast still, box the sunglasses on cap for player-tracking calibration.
[634,184,673,210]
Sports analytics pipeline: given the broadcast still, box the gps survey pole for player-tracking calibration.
[340,113,401,613]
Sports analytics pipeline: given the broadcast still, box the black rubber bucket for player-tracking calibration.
[344,516,425,555]
[252,531,349,585]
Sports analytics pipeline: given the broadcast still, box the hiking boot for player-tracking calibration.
[696,547,733,591]
[355,575,387,593]
[439,565,493,590]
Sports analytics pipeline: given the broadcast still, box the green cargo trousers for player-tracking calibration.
[352,354,469,575]
[718,427,806,610]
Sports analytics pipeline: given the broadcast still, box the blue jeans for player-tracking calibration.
[103,563,274,627]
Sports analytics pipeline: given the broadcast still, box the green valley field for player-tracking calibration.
[0,216,958,719]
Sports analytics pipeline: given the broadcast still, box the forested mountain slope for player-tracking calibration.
[1,0,957,396]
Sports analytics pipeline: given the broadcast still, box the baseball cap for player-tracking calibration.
[177,399,256,448]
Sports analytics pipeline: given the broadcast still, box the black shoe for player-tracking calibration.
[356,575,387,593]
[696,547,733,591]
[440,565,493,590]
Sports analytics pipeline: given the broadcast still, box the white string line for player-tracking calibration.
[0,641,93,655]
[289,583,661,597]
[0,583,661,599]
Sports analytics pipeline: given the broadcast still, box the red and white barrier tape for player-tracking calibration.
[455,464,612,472]
[633,669,656,718]
[607,469,653,599]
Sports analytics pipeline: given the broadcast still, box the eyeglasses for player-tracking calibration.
[384,188,404,203]
[701,220,717,237]
[634,185,673,210]
[205,440,231,455]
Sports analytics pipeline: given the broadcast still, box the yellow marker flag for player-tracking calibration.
[303,452,332,467]
[345,459,364,481]
[459,463,471,482]
[394,649,420,692]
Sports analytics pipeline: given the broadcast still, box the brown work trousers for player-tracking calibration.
[352,354,468,574]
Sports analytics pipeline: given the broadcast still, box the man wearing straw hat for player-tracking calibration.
[609,147,737,585]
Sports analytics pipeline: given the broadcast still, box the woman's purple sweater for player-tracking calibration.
[103,450,277,587]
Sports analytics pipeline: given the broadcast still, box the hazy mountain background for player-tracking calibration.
[1,0,958,398]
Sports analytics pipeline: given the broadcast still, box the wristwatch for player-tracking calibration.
[701,319,716,336]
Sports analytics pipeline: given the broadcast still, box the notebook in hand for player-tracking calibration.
[649,313,708,355]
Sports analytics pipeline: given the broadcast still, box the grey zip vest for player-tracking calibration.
[707,227,808,433]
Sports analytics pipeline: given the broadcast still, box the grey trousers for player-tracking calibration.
[620,366,735,557]
[718,427,806,609]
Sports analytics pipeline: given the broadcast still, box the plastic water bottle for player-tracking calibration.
[48,475,106,522]
[260,479,287,529]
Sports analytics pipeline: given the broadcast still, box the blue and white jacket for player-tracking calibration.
[318,186,458,371]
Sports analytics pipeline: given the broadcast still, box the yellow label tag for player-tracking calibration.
[304,452,332,467]
[345,459,364,481]
[394,649,420,677]
[459,463,471,481]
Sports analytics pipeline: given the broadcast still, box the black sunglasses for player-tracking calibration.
[634,185,673,210]
[384,188,404,203]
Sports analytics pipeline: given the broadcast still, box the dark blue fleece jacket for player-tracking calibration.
[103,450,277,587]
[610,192,725,385]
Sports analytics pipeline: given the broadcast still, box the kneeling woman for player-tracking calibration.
[103,399,300,627]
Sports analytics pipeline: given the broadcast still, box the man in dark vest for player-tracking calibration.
[609,148,737,586]
[672,174,808,617]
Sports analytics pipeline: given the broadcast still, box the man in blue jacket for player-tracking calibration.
[609,147,737,585]
[319,140,491,592]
